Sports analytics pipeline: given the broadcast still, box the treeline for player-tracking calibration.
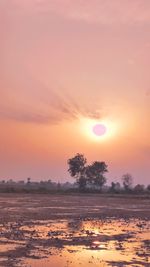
[0,178,149,194]
[67,153,150,194]
[0,179,74,193]
[0,153,149,195]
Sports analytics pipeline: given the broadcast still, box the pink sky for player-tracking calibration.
[0,1,150,184]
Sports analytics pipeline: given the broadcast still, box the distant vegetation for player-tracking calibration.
[67,153,150,194]
[0,153,149,195]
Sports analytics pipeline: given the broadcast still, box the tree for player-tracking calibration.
[134,184,145,194]
[110,182,121,193]
[27,177,31,187]
[68,153,87,191]
[86,161,108,191]
[146,184,150,193]
[122,173,133,191]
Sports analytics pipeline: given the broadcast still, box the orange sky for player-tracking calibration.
[0,0,150,184]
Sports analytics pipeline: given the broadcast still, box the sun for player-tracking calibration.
[92,124,107,137]
[79,117,118,142]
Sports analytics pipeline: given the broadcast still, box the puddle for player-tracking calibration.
[0,218,149,267]
[0,195,149,267]
[22,246,150,267]
[0,243,19,253]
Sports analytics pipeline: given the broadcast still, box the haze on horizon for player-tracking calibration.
[0,0,150,184]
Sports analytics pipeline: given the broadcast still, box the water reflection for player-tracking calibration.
[0,218,149,267]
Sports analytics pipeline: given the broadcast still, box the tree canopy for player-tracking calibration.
[68,154,108,191]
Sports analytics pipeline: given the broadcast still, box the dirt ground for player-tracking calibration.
[0,193,149,223]
[0,194,149,267]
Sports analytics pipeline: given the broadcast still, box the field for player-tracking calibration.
[0,194,149,267]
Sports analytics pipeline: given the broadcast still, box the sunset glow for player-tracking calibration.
[79,117,119,142]
[1,2,150,267]
[0,0,150,184]
[92,124,107,137]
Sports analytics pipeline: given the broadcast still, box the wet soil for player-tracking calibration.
[0,194,149,267]
[0,193,149,223]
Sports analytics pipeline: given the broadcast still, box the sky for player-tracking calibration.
[0,0,150,184]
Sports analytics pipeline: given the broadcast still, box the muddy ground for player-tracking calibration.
[0,193,150,223]
[0,194,149,267]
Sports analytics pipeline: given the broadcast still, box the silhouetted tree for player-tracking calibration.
[57,182,61,190]
[110,182,115,192]
[134,184,145,194]
[110,182,121,193]
[27,177,31,186]
[68,153,87,191]
[122,173,133,192]
[86,161,108,191]
[146,184,150,193]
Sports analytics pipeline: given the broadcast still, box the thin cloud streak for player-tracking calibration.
[0,89,103,125]
[7,0,150,24]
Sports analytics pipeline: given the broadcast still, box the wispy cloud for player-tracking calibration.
[0,100,102,125]
[0,0,149,124]
[8,0,150,24]
[55,0,150,24]
[0,86,103,125]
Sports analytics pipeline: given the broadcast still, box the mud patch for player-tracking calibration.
[0,218,149,267]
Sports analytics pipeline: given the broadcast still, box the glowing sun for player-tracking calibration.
[79,117,118,142]
[92,124,107,136]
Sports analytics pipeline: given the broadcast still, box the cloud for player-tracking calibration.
[0,109,52,124]
[58,0,150,24]
[0,87,103,125]
[7,0,150,25]
[0,102,102,125]
[0,39,103,125]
